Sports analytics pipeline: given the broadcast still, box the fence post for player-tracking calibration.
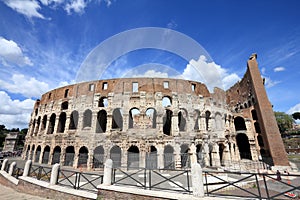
[103,159,113,186]
[8,161,16,176]
[23,160,32,177]
[191,162,204,197]
[50,163,60,185]
[1,159,8,171]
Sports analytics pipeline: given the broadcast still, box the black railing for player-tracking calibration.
[57,168,103,193]
[29,165,52,182]
[112,167,192,194]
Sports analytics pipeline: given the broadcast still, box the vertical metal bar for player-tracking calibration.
[205,172,208,195]
[144,168,146,189]
[263,174,270,199]
[77,172,81,189]
[255,174,262,200]
[38,166,42,180]
[186,170,190,193]
[74,172,78,189]
[149,169,152,190]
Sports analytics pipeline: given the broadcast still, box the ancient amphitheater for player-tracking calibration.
[22,55,290,170]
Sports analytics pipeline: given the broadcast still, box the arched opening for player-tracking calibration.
[64,89,69,98]
[64,146,75,166]
[93,146,104,168]
[78,146,89,168]
[164,145,174,169]
[61,101,68,110]
[180,144,189,168]
[163,110,172,135]
[98,97,108,107]
[205,111,211,131]
[30,145,35,160]
[129,108,140,129]
[162,96,172,107]
[83,109,92,128]
[42,146,50,164]
[69,111,78,130]
[146,108,157,128]
[234,117,247,131]
[47,114,56,134]
[196,144,203,165]
[127,145,139,168]
[42,115,47,130]
[251,110,258,120]
[236,133,252,160]
[96,110,107,133]
[57,112,66,133]
[257,135,264,147]
[35,145,41,163]
[52,146,61,164]
[254,122,261,133]
[36,117,41,135]
[110,146,121,168]
[209,144,213,166]
[178,110,187,132]
[31,119,36,136]
[112,108,123,130]
[194,110,200,130]
[146,146,157,169]
[25,145,30,160]
[219,143,225,166]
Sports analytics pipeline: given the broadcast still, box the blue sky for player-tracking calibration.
[0,0,300,129]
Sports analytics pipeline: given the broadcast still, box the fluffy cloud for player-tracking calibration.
[65,0,87,15]
[0,91,35,129]
[0,37,33,66]
[262,76,280,88]
[0,74,49,98]
[182,56,240,91]
[3,0,45,19]
[274,67,285,72]
[287,103,300,114]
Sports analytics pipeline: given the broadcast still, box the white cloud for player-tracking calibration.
[3,0,45,19]
[65,0,87,15]
[287,103,300,114]
[182,56,240,91]
[0,74,49,98]
[0,37,33,66]
[274,67,285,72]
[0,91,34,129]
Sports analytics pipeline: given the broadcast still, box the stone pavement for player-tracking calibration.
[0,183,53,200]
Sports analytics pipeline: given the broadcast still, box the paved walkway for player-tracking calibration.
[0,183,53,200]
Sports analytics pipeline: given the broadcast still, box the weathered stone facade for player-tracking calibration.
[23,54,289,170]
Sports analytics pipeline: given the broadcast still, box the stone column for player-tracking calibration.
[189,143,197,165]
[174,144,181,169]
[8,162,16,176]
[87,151,94,170]
[50,163,60,185]
[203,143,210,167]
[23,160,32,177]
[53,117,59,135]
[103,159,113,186]
[1,159,8,171]
[64,114,71,133]
[222,143,231,166]
[157,144,164,169]
[191,163,204,197]
[212,143,220,167]
[172,113,179,136]
[140,150,146,168]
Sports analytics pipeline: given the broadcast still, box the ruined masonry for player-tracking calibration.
[23,54,290,170]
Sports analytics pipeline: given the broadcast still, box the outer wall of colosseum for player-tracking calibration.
[22,55,289,170]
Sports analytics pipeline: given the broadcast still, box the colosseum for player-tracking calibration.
[22,54,290,170]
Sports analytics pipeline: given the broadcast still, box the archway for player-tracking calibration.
[78,146,89,168]
[93,146,105,168]
[42,146,50,164]
[236,133,252,160]
[96,110,107,133]
[180,144,189,168]
[64,146,75,166]
[164,145,174,169]
[35,145,41,163]
[127,145,139,168]
[52,146,61,164]
[146,146,157,169]
[110,146,122,168]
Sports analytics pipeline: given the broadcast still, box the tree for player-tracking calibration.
[274,112,294,134]
[292,112,300,120]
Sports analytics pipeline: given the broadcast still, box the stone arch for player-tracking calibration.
[36,116,41,135]
[110,145,122,168]
[234,116,247,131]
[236,133,252,160]
[52,146,61,164]
[96,110,107,133]
[164,145,174,169]
[129,108,140,129]
[146,145,157,169]
[178,109,187,132]
[42,115,47,131]
[127,145,140,168]
[180,144,189,168]
[35,145,41,163]
[93,146,105,168]
[57,112,66,133]
[64,146,75,166]
[47,113,56,134]
[69,110,79,130]
[112,108,123,130]
[205,111,211,131]
[78,146,89,168]
[61,101,68,110]
[83,109,92,128]
[162,96,172,107]
[163,109,173,135]
[42,145,50,164]
[146,108,157,128]
[98,97,108,107]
